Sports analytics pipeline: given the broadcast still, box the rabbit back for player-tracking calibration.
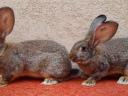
[103,38,128,63]
[98,38,128,74]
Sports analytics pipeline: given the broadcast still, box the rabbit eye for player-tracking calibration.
[81,46,87,51]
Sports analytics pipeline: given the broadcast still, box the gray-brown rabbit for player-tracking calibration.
[70,14,128,86]
[0,7,78,87]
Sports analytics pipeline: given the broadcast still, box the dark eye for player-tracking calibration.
[81,46,87,51]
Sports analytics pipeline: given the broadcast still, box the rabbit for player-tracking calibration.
[0,7,79,87]
[69,14,128,87]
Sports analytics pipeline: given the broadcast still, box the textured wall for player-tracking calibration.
[0,0,128,51]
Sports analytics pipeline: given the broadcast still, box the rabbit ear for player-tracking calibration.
[89,21,118,48]
[0,7,15,38]
[86,15,107,39]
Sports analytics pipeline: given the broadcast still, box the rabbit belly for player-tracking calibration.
[12,71,42,80]
[108,65,125,75]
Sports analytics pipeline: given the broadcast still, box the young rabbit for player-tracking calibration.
[0,7,78,87]
[69,15,128,86]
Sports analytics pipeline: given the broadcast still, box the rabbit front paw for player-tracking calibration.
[41,78,58,85]
[0,75,8,87]
[81,79,96,87]
[117,76,128,85]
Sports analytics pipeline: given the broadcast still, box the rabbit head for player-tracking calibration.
[70,15,118,65]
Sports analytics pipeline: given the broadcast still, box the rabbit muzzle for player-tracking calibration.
[69,54,90,65]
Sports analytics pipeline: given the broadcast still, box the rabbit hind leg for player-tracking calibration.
[41,78,58,85]
[0,75,8,87]
[40,73,58,85]
[117,65,128,85]
[117,76,128,84]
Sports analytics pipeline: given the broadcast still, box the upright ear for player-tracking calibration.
[87,15,107,38]
[87,15,118,48]
[0,7,15,38]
